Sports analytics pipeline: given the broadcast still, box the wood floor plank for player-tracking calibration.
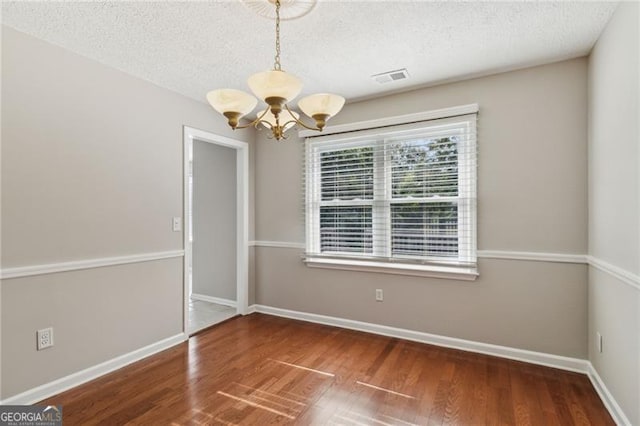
[40,314,614,425]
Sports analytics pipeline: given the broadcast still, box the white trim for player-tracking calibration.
[0,333,187,405]
[183,129,192,335]
[0,308,625,424]
[252,305,589,373]
[249,240,305,249]
[587,364,632,426]
[237,139,250,315]
[304,257,478,281]
[191,293,237,308]
[250,243,639,288]
[248,305,628,424]
[299,103,479,138]
[186,127,250,151]
[249,242,589,264]
[479,250,588,264]
[183,126,250,335]
[0,250,185,280]
[588,255,640,291]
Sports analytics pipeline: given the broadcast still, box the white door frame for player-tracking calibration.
[183,126,249,334]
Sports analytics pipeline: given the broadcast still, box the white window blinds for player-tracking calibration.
[304,113,477,272]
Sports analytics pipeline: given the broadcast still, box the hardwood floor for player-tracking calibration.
[42,314,613,425]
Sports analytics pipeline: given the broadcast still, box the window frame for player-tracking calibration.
[304,113,478,281]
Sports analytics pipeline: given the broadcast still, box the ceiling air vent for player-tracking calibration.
[372,68,409,84]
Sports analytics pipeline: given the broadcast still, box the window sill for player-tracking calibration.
[303,257,478,281]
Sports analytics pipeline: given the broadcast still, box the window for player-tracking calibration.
[304,113,477,280]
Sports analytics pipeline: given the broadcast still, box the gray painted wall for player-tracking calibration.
[2,259,183,396]
[587,2,639,424]
[192,141,237,301]
[0,26,254,399]
[255,58,589,358]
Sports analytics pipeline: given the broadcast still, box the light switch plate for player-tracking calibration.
[172,217,181,232]
[375,289,383,302]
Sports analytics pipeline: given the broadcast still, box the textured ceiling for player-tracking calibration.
[2,1,617,106]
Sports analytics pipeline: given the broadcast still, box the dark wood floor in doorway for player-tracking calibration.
[42,313,613,425]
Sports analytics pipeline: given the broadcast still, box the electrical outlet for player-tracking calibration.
[37,327,54,350]
[375,289,383,302]
[597,332,603,353]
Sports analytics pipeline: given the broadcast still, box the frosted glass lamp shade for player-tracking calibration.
[248,70,303,102]
[257,108,300,131]
[298,93,345,119]
[206,89,258,116]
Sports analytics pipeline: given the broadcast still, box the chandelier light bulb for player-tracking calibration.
[298,93,346,119]
[248,70,303,104]
[206,89,258,116]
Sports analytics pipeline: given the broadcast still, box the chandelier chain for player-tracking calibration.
[274,0,281,71]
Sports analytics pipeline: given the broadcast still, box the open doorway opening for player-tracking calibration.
[183,127,249,335]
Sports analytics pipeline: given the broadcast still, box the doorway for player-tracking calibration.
[183,127,249,335]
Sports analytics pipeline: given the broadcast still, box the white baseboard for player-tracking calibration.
[250,305,632,424]
[191,293,237,308]
[587,364,632,426]
[251,304,589,373]
[0,308,628,425]
[0,333,187,405]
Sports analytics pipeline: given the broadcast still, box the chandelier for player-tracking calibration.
[206,0,345,140]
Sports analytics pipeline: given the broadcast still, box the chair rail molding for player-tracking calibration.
[587,255,640,291]
[0,250,185,280]
[249,241,587,264]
